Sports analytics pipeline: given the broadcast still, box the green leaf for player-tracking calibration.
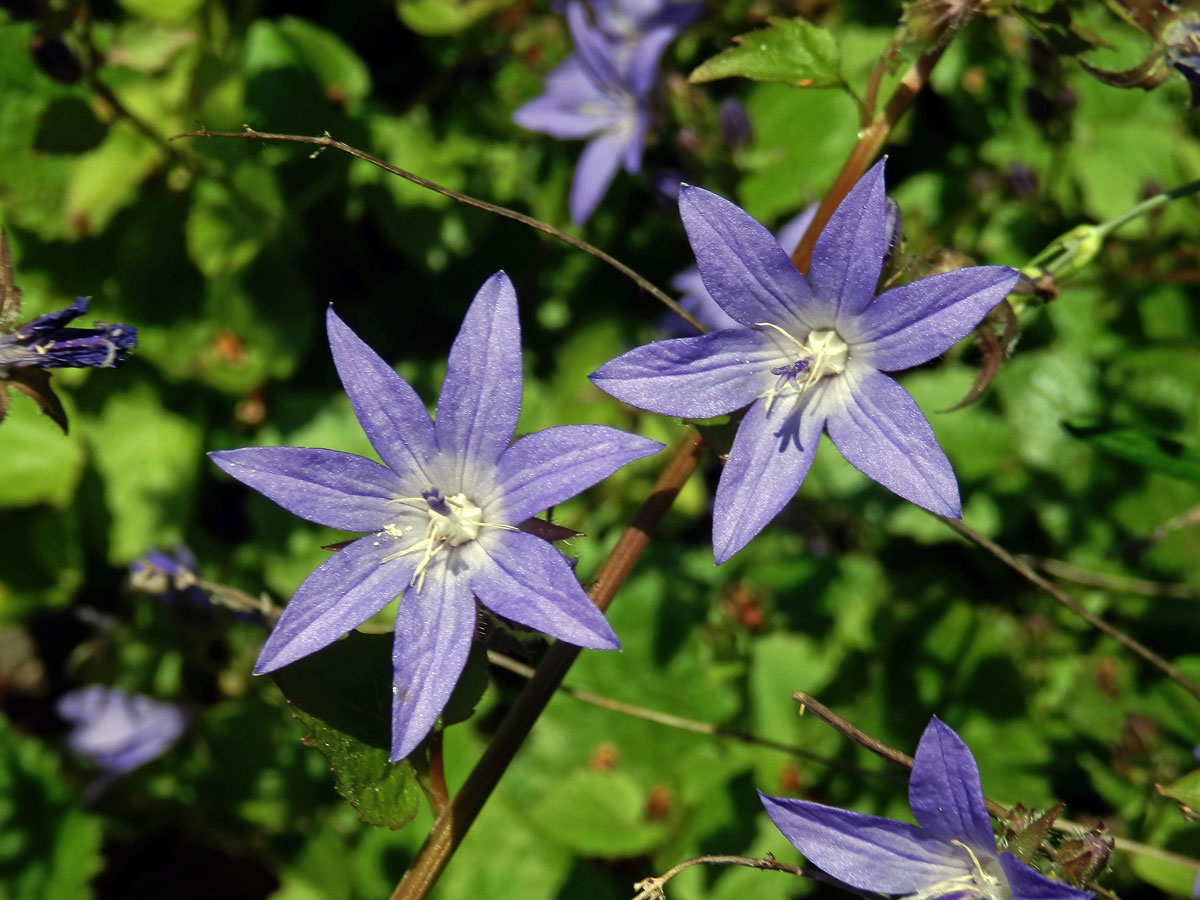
[396,0,505,36]
[0,395,86,507]
[185,158,285,279]
[0,716,103,900]
[272,631,422,830]
[1067,424,1200,486]
[525,769,669,857]
[82,383,203,562]
[1157,769,1200,815]
[117,0,205,25]
[689,18,842,88]
[245,16,371,107]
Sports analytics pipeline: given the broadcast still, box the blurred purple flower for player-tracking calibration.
[210,273,661,760]
[0,297,136,372]
[670,205,817,334]
[555,0,700,51]
[58,686,187,794]
[761,717,1092,900]
[591,159,1018,562]
[515,0,684,223]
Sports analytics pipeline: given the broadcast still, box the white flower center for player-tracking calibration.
[427,491,483,547]
[756,323,849,412]
[902,842,1011,900]
[383,489,512,592]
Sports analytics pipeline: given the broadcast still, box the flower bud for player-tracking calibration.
[1056,826,1114,885]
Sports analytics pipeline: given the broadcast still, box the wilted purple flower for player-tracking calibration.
[591,159,1018,563]
[0,229,137,432]
[671,205,817,334]
[0,296,136,372]
[760,717,1093,900]
[58,686,187,790]
[210,273,661,760]
[514,1,664,224]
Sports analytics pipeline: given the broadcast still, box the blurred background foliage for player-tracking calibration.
[1,0,1199,897]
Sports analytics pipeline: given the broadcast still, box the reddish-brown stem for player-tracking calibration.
[790,43,948,274]
[426,731,449,816]
[390,429,707,900]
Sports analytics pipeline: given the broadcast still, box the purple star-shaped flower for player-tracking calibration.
[57,686,188,794]
[760,717,1093,900]
[514,0,661,224]
[210,273,661,761]
[591,160,1019,563]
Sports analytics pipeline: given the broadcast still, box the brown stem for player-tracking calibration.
[790,43,948,274]
[169,127,704,333]
[426,730,449,816]
[389,429,707,900]
[942,518,1200,704]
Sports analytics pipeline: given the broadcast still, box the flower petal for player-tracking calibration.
[909,717,996,853]
[326,308,437,480]
[759,792,971,894]
[824,368,961,517]
[492,424,662,522]
[590,328,780,418]
[809,157,889,319]
[390,565,477,760]
[255,537,418,675]
[999,854,1095,900]
[209,447,401,532]
[513,59,623,139]
[435,273,522,470]
[566,0,623,93]
[679,186,825,329]
[571,129,628,224]
[856,266,1019,371]
[470,531,619,649]
[713,392,826,564]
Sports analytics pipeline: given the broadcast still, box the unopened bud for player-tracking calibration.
[1056,826,1114,885]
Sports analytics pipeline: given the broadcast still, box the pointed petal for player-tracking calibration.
[571,129,627,224]
[256,537,418,674]
[591,329,780,418]
[999,854,1095,900]
[493,425,662,522]
[209,447,401,532]
[625,25,673,97]
[809,158,889,319]
[435,273,522,470]
[566,0,623,93]
[390,566,477,760]
[679,186,827,329]
[909,717,996,852]
[824,368,960,517]
[856,266,1019,371]
[713,392,825,564]
[513,59,623,139]
[326,308,437,480]
[470,531,618,649]
[759,793,972,894]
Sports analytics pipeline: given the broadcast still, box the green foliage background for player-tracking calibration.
[1,0,1199,897]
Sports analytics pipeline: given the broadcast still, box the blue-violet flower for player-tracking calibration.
[514,1,664,224]
[58,686,187,791]
[760,717,1093,900]
[591,159,1018,563]
[210,273,661,760]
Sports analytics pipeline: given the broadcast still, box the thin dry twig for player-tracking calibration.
[170,126,704,333]
[487,651,900,780]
